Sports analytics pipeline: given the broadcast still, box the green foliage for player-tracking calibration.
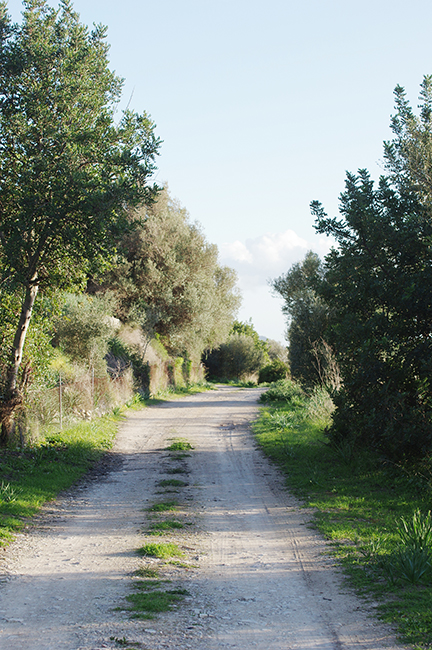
[166,439,194,451]
[147,520,185,535]
[313,168,432,460]
[271,251,330,388]
[204,323,269,381]
[126,587,187,618]
[397,509,432,552]
[103,187,240,361]
[54,293,118,369]
[107,336,150,394]
[254,385,432,647]
[148,501,178,512]
[265,339,288,364]
[157,479,187,487]
[0,0,160,439]
[259,379,305,404]
[0,0,160,291]
[258,359,289,384]
[312,79,432,461]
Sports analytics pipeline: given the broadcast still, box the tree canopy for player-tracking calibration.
[102,186,241,361]
[312,78,432,460]
[0,0,160,442]
[271,251,330,388]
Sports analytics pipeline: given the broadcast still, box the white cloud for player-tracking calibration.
[218,229,335,340]
[220,240,253,263]
[219,229,311,291]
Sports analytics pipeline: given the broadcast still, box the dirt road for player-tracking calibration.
[0,386,404,649]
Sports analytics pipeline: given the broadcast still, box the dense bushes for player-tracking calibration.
[259,379,305,404]
[258,359,289,384]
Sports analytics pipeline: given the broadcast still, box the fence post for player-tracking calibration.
[91,366,95,411]
[59,372,63,430]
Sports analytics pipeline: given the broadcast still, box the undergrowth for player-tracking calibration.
[255,380,432,649]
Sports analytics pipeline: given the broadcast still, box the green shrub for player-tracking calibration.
[259,379,305,403]
[258,359,289,384]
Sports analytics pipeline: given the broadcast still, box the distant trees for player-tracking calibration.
[102,187,241,363]
[203,320,269,381]
[271,251,330,389]
[0,0,160,442]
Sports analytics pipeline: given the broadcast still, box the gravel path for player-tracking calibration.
[0,386,405,649]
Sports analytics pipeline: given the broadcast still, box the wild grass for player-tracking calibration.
[254,381,432,648]
[138,542,184,559]
[157,478,188,488]
[147,520,185,535]
[166,439,194,451]
[0,411,121,544]
[126,586,189,618]
[148,500,178,513]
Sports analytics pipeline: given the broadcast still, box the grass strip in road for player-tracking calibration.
[138,542,184,559]
[147,520,185,535]
[166,439,194,451]
[157,478,188,487]
[254,380,432,649]
[126,587,189,619]
[0,412,122,545]
[148,500,178,513]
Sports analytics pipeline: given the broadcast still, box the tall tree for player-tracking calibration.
[313,168,432,460]
[271,251,330,388]
[103,187,241,361]
[0,0,160,442]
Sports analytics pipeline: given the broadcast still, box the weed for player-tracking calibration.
[110,637,129,646]
[166,467,187,475]
[126,588,188,618]
[168,559,199,568]
[397,509,432,551]
[384,548,431,585]
[135,566,160,578]
[148,520,185,535]
[0,481,21,503]
[166,439,194,451]
[148,501,178,513]
[138,542,184,559]
[157,478,187,487]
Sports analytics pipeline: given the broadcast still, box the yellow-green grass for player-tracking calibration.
[254,386,432,649]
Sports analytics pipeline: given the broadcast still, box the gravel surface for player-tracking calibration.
[0,386,406,649]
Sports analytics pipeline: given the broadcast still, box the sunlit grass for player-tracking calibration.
[254,382,432,648]
[0,412,122,544]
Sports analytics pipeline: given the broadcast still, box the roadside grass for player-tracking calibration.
[254,381,432,649]
[153,381,214,400]
[0,412,122,545]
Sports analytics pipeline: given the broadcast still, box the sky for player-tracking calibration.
[6,0,432,342]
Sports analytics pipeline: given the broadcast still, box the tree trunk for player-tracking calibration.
[0,277,39,445]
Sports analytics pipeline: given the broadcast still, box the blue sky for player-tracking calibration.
[6,0,432,341]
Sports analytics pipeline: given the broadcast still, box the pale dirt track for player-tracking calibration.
[0,386,405,650]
